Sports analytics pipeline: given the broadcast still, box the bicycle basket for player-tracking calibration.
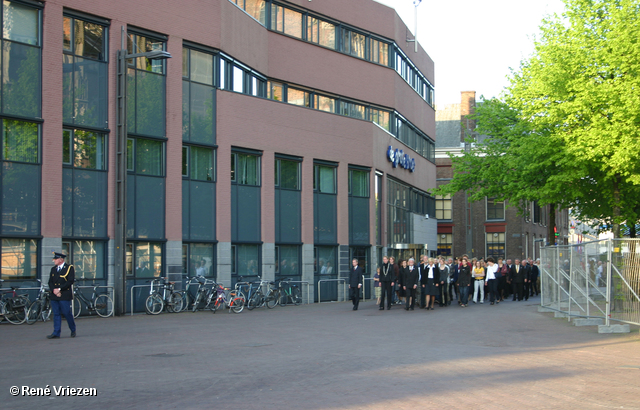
[8,297,27,309]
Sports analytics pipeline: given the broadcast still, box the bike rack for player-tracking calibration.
[317,278,346,303]
[128,284,152,316]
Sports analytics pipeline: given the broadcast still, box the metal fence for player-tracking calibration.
[540,239,640,326]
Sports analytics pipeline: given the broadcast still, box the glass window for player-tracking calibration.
[435,195,452,220]
[276,158,300,190]
[307,17,335,49]
[271,5,302,39]
[219,58,227,89]
[437,234,452,257]
[183,243,215,278]
[314,164,335,194]
[349,169,369,197]
[287,88,310,107]
[315,246,336,274]
[190,146,213,181]
[375,172,382,246]
[127,32,165,74]
[66,240,105,280]
[486,232,505,260]
[0,238,37,280]
[189,49,214,85]
[533,201,541,224]
[276,245,299,278]
[244,0,266,24]
[63,129,106,170]
[487,197,505,220]
[3,119,38,163]
[233,244,259,277]
[340,101,365,120]
[132,242,163,278]
[342,29,366,59]
[232,152,260,185]
[2,1,39,45]
[268,81,283,101]
[72,19,104,60]
[232,65,244,92]
[135,138,163,176]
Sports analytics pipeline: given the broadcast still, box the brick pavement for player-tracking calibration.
[1,296,639,409]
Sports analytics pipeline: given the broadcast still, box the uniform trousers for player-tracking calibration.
[380,282,393,308]
[50,299,76,336]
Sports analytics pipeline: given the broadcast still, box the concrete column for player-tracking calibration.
[217,242,232,287]
[262,243,275,282]
[302,243,314,303]
[166,240,183,285]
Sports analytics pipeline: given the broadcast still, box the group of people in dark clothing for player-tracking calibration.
[368,254,540,311]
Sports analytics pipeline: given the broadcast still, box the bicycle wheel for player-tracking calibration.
[94,294,113,318]
[279,290,288,307]
[5,304,27,324]
[26,301,41,325]
[42,299,52,322]
[192,291,203,312]
[145,293,163,315]
[247,291,260,310]
[230,296,245,313]
[168,292,183,313]
[291,287,302,306]
[265,289,278,309]
[210,296,222,313]
[179,291,190,312]
[72,297,82,318]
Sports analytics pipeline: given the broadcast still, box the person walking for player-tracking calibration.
[402,258,419,311]
[472,260,485,304]
[348,258,362,310]
[458,257,472,307]
[438,257,450,307]
[47,251,77,339]
[497,257,509,302]
[374,267,381,306]
[530,259,540,296]
[379,256,394,310]
[419,255,428,308]
[423,258,440,310]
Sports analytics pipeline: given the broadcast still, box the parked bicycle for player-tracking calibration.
[274,278,302,306]
[0,280,29,325]
[26,279,51,324]
[189,276,216,312]
[246,278,270,310]
[72,283,114,318]
[145,278,183,315]
[210,283,245,313]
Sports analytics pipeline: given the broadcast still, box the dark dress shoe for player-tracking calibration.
[404,307,409,311]
[410,307,414,310]
[352,306,357,310]
[71,331,76,338]
[46,334,59,339]
[386,307,391,310]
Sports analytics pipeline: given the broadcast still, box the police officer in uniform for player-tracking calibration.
[47,251,77,339]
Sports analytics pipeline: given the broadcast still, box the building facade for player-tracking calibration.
[0,0,437,306]
[435,91,569,261]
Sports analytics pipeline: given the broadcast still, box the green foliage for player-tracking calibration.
[436,0,640,237]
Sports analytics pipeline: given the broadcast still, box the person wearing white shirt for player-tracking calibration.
[485,257,500,305]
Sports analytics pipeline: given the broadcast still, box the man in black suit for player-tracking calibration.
[522,259,532,301]
[379,256,394,310]
[47,251,77,339]
[511,259,526,301]
[419,255,428,308]
[402,258,419,310]
[348,258,363,310]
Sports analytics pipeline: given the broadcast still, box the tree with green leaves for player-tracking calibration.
[436,0,640,238]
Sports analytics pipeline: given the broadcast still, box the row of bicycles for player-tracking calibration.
[143,276,302,315]
[0,279,114,325]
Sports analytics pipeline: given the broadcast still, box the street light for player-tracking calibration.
[406,0,422,53]
[114,26,171,316]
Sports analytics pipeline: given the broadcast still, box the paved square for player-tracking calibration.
[1,298,639,409]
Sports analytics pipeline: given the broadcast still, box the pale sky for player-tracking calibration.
[375,0,567,105]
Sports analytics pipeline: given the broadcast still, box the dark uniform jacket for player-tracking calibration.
[511,264,527,283]
[48,263,75,301]
[402,266,419,289]
[379,263,394,283]
[349,265,363,288]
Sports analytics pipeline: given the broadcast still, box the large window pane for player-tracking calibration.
[73,20,104,60]
[287,88,309,107]
[234,153,259,185]
[2,162,39,235]
[319,21,336,49]
[245,0,266,24]
[133,71,165,137]
[191,146,213,181]
[316,165,335,194]
[63,56,108,128]
[135,177,165,239]
[69,170,107,237]
[2,1,38,45]
[72,129,106,170]
[71,241,105,280]
[184,243,215,278]
[134,242,162,277]
[189,49,213,85]
[189,82,215,144]
[128,33,164,73]
[268,81,283,101]
[350,169,369,197]
[283,8,302,38]
[2,41,41,117]
[1,238,37,280]
[276,245,299,277]
[316,95,335,113]
[235,244,259,277]
[315,246,336,274]
[136,138,163,176]
[279,159,299,190]
[232,66,244,93]
[3,119,37,163]
[487,197,505,220]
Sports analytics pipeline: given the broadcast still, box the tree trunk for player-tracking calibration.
[630,224,637,238]
[548,203,556,246]
[612,174,621,239]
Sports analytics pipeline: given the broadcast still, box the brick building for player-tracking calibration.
[0,0,437,307]
[434,91,569,261]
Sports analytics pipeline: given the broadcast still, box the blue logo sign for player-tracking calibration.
[387,145,415,172]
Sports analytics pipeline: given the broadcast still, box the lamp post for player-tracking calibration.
[114,26,171,316]
[412,0,422,53]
